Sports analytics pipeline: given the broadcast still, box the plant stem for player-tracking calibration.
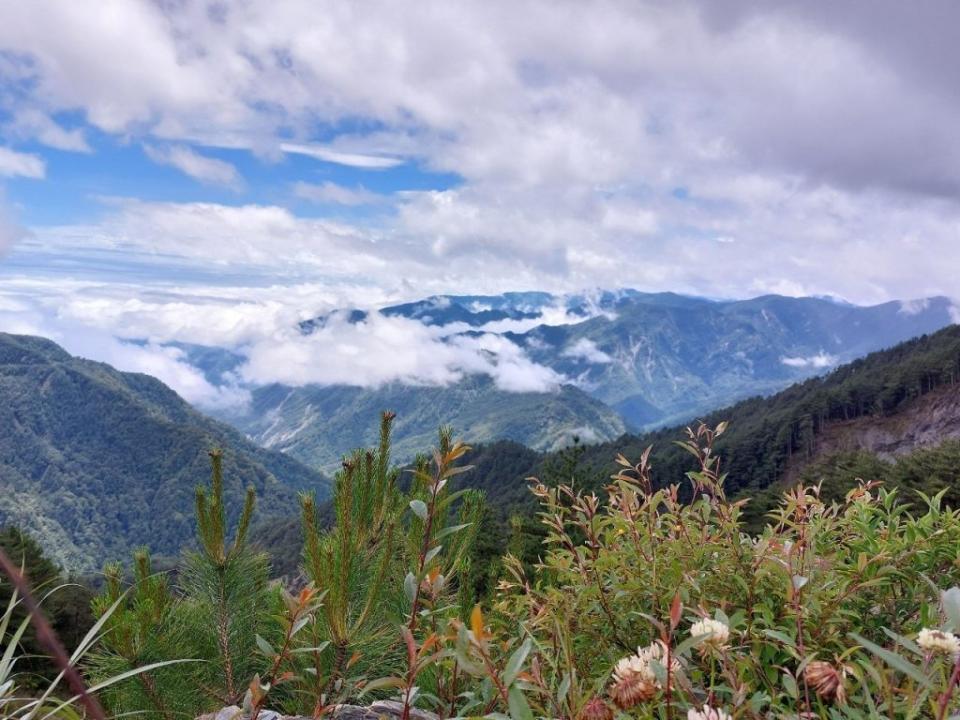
[0,547,107,720]
[936,654,960,720]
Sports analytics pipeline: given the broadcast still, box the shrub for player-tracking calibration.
[89,419,960,719]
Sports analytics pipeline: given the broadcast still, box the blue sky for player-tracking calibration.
[1,0,959,404]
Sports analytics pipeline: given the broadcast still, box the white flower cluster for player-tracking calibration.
[690,617,730,649]
[688,705,731,720]
[917,628,960,659]
[612,653,656,686]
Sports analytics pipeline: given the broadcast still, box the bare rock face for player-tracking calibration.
[199,701,439,720]
[782,382,960,485]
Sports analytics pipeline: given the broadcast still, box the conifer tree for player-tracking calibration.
[300,411,406,708]
[88,551,189,719]
[179,449,270,706]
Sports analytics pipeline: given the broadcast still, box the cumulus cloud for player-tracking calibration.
[0,293,249,410]
[0,276,573,396]
[781,352,838,370]
[241,311,564,392]
[144,144,243,190]
[899,298,931,315]
[950,304,960,325]
[3,0,960,356]
[0,147,45,178]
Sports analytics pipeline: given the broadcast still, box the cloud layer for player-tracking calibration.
[1,0,959,401]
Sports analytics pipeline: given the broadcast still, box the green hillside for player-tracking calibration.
[253,326,960,577]
[571,323,960,501]
[0,333,330,571]
[229,374,626,472]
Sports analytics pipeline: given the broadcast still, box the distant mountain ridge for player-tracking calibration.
[0,333,329,571]
[249,325,960,574]
[567,323,960,507]
[227,374,626,472]
[211,291,955,469]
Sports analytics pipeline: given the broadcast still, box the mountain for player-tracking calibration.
[566,323,960,515]
[504,292,958,428]
[254,325,960,582]
[200,291,956,470]
[0,333,330,572]
[225,374,625,473]
[297,291,956,430]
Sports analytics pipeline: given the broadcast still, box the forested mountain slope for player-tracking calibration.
[232,375,625,473]
[257,326,960,579]
[573,323,960,499]
[212,293,955,471]
[0,333,329,571]
[450,325,960,539]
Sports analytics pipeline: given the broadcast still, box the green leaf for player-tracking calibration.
[508,685,534,720]
[292,641,331,654]
[944,587,960,632]
[255,634,274,656]
[782,671,798,699]
[762,629,797,648]
[435,522,473,540]
[503,637,533,687]
[649,658,667,688]
[556,672,572,706]
[881,628,923,658]
[849,633,933,689]
[424,545,443,566]
[358,676,405,696]
[291,615,311,637]
[410,500,428,521]
[404,572,417,603]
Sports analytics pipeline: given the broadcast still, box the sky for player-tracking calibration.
[1,0,959,405]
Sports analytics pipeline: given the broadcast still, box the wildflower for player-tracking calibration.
[804,660,847,704]
[609,653,657,708]
[687,705,731,720]
[917,628,960,659]
[637,640,682,685]
[578,696,614,720]
[690,617,730,650]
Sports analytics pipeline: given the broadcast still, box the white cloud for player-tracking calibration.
[144,144,243,190]
[781,352,838,369]
[0,294,248,410]
[293,181,385,206]
[280,143,402,169]
[0,194,27,253]
[0,276,573,396]
[561,338,613,364]
[5,109,91,152]
[0,147,45,178]
[3,0,960,334]
[241,311,564,392]
[899,298,930,315]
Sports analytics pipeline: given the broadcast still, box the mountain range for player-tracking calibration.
[205,291,957,470]
[0,333,329,572]
[256,322,960,577]
[2,290,958,571]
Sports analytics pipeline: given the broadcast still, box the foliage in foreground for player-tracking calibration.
[87,417,960,719]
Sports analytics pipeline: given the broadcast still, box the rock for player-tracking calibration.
[331,701,439,720]
[199,702,439,720]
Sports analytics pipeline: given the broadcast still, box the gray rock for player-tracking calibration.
[199,702,439,720]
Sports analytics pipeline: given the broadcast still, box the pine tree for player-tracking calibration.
[300,411,406,708]
[179,450,270,706]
